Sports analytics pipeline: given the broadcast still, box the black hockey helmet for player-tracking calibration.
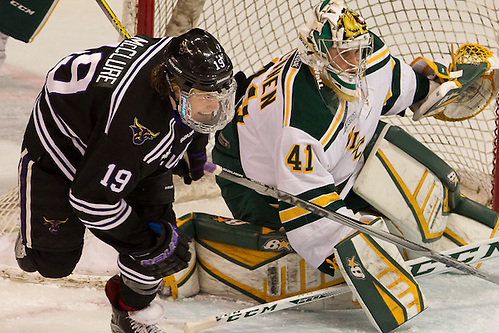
[162,28,237,134]
[163,28,233,92]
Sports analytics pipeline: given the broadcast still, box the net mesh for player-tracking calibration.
[136,0,499,206]
[0,0,496,285]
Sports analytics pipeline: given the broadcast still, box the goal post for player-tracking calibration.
[125,0,499,210]
[124,0,206,37]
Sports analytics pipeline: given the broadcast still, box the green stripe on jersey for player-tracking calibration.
[365,33,390,76]
[280,185,345,232]
[381,57,402,114]
[288,66,337,141]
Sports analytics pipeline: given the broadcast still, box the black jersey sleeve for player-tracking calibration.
[31,35,195,254]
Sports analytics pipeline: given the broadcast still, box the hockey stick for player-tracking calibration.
[204,162,499,286]
[184,237,499,332]
[184,285,350,333]
[95,0,131,39]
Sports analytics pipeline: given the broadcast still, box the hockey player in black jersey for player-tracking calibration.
[15,28,236,333]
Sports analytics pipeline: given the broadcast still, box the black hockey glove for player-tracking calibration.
[187,150,207,181]
[172,133,208,184]
[172,158,193,185]
[130,222,191,278]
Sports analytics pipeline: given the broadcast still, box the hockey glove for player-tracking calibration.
[130,222,191,279]
[172,158,194,185]
[172,133,209,184]
[410,44,499,121]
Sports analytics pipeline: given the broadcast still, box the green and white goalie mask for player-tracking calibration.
[298,0,373,103]
[178,78,237,134]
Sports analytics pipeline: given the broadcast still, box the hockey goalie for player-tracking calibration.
[165,1,499,332]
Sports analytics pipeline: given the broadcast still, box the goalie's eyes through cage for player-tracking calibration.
[319,36,372,78]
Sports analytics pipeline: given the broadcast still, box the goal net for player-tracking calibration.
[1,0,498,284]
[123,0,499,207]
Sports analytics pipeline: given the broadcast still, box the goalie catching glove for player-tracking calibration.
[410,43,499,121]
[129,222,191,279]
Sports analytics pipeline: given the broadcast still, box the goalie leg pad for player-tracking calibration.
[434,196,499,253]
[160,241,199,299]
[354,124,448,259]
[334,218,426,333]
[355,123,498,260]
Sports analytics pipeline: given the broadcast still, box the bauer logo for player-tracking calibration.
[347,256,366,279]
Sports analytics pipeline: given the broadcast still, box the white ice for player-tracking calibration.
[0,1,498,332]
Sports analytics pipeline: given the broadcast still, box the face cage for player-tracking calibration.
[178,78,237,134]
[318,35,373,82]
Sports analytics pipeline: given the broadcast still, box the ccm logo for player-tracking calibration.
[10,1,35,15]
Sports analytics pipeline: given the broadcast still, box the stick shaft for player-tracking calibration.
[184,285,350,332]
[95,0,130,39]
[183,236,499,332]
[205,162,499,285]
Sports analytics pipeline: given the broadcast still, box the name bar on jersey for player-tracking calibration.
[95,36,151,86]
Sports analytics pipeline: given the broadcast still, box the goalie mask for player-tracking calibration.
[163,28,236,134]
[298,0,373,102]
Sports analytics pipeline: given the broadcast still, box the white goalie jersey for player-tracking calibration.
[234,33,420,268]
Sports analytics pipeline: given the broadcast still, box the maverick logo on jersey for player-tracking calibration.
[95,36,152,87]
[130,117,160,145]
[43,217,68,235]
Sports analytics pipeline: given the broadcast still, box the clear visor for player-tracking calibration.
[319,34,372,80]
[178,78,237,133]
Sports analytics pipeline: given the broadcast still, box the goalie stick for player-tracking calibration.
[204,162,499,286]
[184,237,499,332]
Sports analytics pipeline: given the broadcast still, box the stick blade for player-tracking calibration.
[184,317,218,333]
